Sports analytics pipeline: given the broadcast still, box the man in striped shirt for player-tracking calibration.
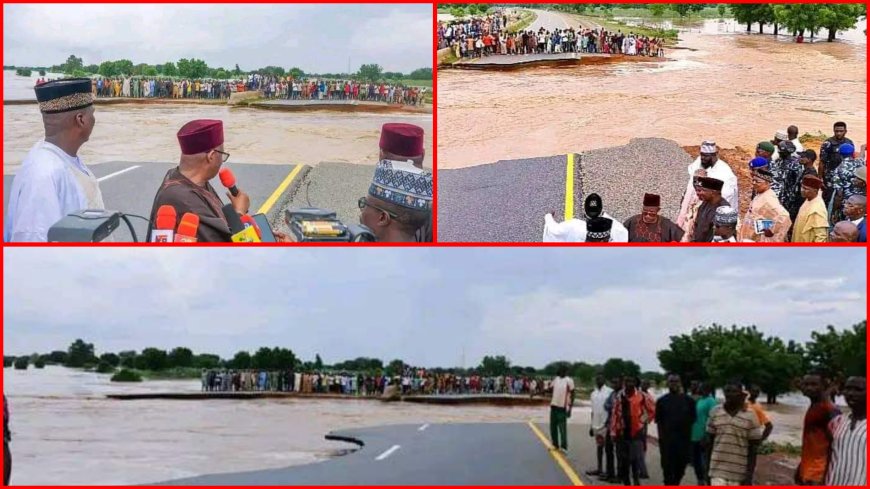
[826,376,866,486]
[704,381,762,486]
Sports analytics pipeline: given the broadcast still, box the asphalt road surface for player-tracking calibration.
[528,8,572,32]
[3,161,306,242]
[438,154,579,242]
[160,422,666,486]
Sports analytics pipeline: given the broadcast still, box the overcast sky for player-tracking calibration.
[3,4,432,73]
[4,248,865,371]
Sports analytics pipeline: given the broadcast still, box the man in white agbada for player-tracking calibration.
[4,78,104,242]
[676,140,738,227]
[543,213,629,242]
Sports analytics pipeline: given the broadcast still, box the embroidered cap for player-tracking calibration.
[368,160,432,211]
[34,78,94,114]
[714,206,738,225]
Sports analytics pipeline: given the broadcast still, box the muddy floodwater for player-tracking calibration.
[4,367,547,485]
[3,72,432,173]
[437,17,866,168]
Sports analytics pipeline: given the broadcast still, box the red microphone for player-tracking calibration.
[151,205,177,243]
[174,213,200,242]
[219,168,240,197]
[240,214,261,240]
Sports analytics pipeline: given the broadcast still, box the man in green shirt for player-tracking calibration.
[691,382,717,485]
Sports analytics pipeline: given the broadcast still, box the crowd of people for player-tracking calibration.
[545,122,867,243]
[5,78,432,243]
[33,74,426,106]
[438,13,665,60]
[199,368,551,398]
[549,367,866,486]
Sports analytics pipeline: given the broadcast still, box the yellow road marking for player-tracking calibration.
[564,153,575,220]
[527,420,584,486]
[257,165,305,215]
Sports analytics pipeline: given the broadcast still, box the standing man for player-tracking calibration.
[772,140,803,220]
[611,376,655,486]
[825,376,866,486]
[655,374,696,486]
[677,140,738,225]
[705,380,762,486]
[601,377,623,483]
[712,206,739,242]
[690,383,716,485]
[361,160,432,242]
[549,364,574,453]
[738,169,792,242]
[795,372,839,485]
[4,394,10,486]
[683,176,728,242]
[820,121,853,199]
[623,193,684,242]
[843,195,866,242]
[5,78,104,241]
[830,144,865,219]
[792,175,829,242]
[787,125,804,152]
[587,374,614,478]
[829,221,860,242]
[746,384,774,441]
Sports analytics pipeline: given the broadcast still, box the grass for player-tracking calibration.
[603,6,729,20]
[759,441,802,456]
[129,367,203,380]
[507,10,537,34]
[800,131,828,145]
[574,14,680,41]
[390,79,432,88]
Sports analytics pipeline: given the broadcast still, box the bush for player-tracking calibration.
[13,358,28,370]
[38,69,46,76]
[96,361,115,374]
[34,359,46,369]
[15,68,32,77]
[3,357,14,368]
[111,369,143,382]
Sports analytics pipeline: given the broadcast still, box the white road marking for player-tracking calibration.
[375,444,401,461]
[97,165,140,182]
[418,424,429,431]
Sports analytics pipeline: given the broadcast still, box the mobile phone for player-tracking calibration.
[251,213,277,242]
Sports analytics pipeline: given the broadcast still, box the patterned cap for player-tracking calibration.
[714,206,738,225]
[586,217,612,240]
[368,160,432,211]
[753,168,775,182]
[774,129,788,141]
[700,140,717,154]
[584,193,603,219]
[34,78,94,114]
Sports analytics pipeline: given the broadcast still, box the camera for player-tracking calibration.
[284,208,376,242]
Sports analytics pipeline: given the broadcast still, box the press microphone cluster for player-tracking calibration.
[151,205,176,242]
[175,212,199,242]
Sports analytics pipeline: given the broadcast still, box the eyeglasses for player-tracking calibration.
[358,196,397,219]
[211,149,230,163]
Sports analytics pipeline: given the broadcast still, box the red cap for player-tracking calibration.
[642,193,661,207]
[219,167,236,188]
[177,119,224,155]
[176,212,200,237]
[379,123,424,157]
[155,205,177,230]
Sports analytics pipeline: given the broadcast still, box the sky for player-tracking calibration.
[3,4,432,74]
[4,247,866,371]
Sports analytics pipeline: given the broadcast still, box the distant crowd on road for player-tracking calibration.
[544,121,867,244]
[200,368,552,397]
[438,13,665,60]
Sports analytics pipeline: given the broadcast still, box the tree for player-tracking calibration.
[167,347,194,368]
[99,353,120,367]
[717,4,727,19]
[14,357,28,370]
[213,69,228,80]
[114,59,134,76]
[730,4,773,33]
[479,355,511,376]
[229,351,252,369]
[670,4,705,18]
[132,63,149,76]
[66,339,96,368]
[233,63,242,76]
[805,322,866,383]
[408,68,432,80]
[818,4,866,41]
[386,359,405,376]
[358,63,383,82]
[38,69,46,76]
[161,62,178,77]
[287,67,305,79]
[314,354,324,371]
[649,4,667,23]
[543,361,573,376]
[46,351,68,364]
[570,362,598,383]
[3,357,14,368]
[143,66,158,76]
[96,361,115,374]
[642,371,666,385]
[658,325,726,384]
[98,61,119,77]
[61,54,83,74]
[252,347,275,369]
[118,351,137,368]
[194,354,222,369]
[773,4,823,38]
[602,358,641,380]
[84,64,99,74]
[15,68,32,77]
[272,348,298,370]
[135,348,169,371]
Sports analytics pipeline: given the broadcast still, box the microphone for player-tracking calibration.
[174,212,199,242]
[222,203,259,242]
[219,168,240,197]
[240,214,262,240]
[151,205,176,243]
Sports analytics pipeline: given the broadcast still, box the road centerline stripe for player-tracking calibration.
[375,444,401,461]
[564,154,574,220]
[527,420,583,486]
[418,424,429,431]
[97,165,140,182]
[257,165,304,215]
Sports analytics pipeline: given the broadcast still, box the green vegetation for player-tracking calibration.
[440,3,493,19]
[96,361,115,374]
[15,68,32,77]
[110,369,143,383]
[759,441,802,456]
[13,357,28,370]
[507,10,537,34]
[3,357,14,368]
[34,359,46,369]
[658,321,866,404]
[731,4,865,40]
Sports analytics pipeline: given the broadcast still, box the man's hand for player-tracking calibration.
[227,190,251,216]
[273,231,293,243]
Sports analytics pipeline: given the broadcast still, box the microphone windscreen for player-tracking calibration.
[155,205,177,230]
[218,168,236,189]
[177,212,200,237]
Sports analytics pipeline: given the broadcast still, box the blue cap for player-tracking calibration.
[839,143,855,156]
[749,157,769,168]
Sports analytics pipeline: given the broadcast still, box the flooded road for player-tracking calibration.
[437,15,866,168]
[4,366,546,485]
[3,72,432,173]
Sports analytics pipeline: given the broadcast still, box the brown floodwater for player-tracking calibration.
[3,103,432,173]
[437,17,866,168]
